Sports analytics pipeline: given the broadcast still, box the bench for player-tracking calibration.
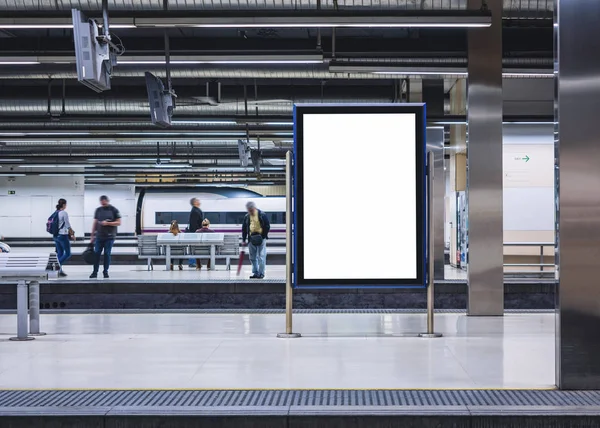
[0,253,58,341]
[138,234,241,271]
[190,234,241,270]
[137,235,165,271]
[218,234,242,270]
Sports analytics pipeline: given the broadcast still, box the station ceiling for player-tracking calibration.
[0,0,553,184]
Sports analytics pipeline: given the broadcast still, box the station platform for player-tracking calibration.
[0,311,595,427]
[0,265,556,311]
[0,311,554,389]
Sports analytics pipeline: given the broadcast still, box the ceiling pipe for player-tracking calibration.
[0,59,552,80]
[0,0,552,14]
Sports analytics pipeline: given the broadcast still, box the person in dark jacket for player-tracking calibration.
[188,198,204,268]
[241,201,271,279]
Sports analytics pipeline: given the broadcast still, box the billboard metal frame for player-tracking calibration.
[293,103,427,289]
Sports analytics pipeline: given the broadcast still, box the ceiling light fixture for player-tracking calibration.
[135,14,491,29]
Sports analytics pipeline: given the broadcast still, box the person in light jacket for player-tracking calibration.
[241,201,270,279]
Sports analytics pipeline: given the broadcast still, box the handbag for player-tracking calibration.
[82,243,97,264]
[249,234,264,246]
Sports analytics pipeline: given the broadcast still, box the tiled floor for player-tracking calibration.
[0,312,555,389]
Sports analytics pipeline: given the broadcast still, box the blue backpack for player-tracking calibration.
[46,210,60,237]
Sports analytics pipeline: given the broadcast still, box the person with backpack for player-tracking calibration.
[50,198,73,277]
[241,201,270,279]
[89,195,121,279]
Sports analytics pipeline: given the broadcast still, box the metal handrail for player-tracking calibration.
[503,241,555,274]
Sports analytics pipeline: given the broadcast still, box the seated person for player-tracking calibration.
[195,219,215,270]
[196,219,215,234]
[169,220,184,271]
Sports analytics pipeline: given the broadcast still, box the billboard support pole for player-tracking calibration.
[278,150,301,339]
[420,150,443,338]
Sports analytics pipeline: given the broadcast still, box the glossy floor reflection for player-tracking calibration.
[0,313,554,389]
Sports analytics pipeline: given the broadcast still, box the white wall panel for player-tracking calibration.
[0,175,84,237]
[503,187,555,231]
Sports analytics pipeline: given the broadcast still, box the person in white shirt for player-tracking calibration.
[54,198,73,277]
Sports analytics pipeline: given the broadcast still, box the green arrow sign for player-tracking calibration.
[523,155,530,163]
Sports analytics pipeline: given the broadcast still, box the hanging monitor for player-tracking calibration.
[72,9,113,93]
[145,72,174,127]
[293,104,426,288]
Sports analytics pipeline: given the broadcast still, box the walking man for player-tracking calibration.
[90,195,121,279]
[242,201,270,279]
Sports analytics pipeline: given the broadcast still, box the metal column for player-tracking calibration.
[28,281,46,336]
[277,150,300,338]
[556,0,600,389]
[466,0,504,316]
[10,280,34,341]
[420,151,442,338]
[426,127,445,280]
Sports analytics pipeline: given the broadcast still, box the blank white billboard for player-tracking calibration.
[295,105,425,287]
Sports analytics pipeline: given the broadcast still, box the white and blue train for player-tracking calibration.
[137,187,286,238]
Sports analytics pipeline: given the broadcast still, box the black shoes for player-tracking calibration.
[59,271,67,277]
[249,274,265,279]
[89,272,109,279]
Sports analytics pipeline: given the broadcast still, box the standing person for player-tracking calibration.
[90,195,121,279]
[196,218,215,270]
[187,197,203,268]
[241,201,270,279]
[54,198,73,277]
[168,220,184,271]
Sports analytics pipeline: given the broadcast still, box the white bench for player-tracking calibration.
[190,234,241,270]
[0,253,59,341]
[158,233,225,271]
[137,235,166,271]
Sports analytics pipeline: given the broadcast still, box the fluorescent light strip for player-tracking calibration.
[373,71,469,76]
[0,62,40,65]
[18,164,95,168]
[119,60,322,64]
[0,24,135,29]
[172,120,237,125]
[143,22,489,29]
[431,121,555,125]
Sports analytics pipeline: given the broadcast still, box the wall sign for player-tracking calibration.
[293,104,427,288]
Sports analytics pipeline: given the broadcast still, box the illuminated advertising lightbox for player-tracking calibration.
[293,104,426,288]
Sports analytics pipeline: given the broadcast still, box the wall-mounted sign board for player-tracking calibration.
[293,104,427,289]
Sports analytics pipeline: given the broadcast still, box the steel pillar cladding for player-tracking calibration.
[556,0,600,389]
[466,0,504,316]
[426,127,445,280]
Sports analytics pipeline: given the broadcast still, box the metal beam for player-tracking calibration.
[556,0,600,390]
[466,0,504,316]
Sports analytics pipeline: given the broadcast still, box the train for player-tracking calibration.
[137,188,286,238]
